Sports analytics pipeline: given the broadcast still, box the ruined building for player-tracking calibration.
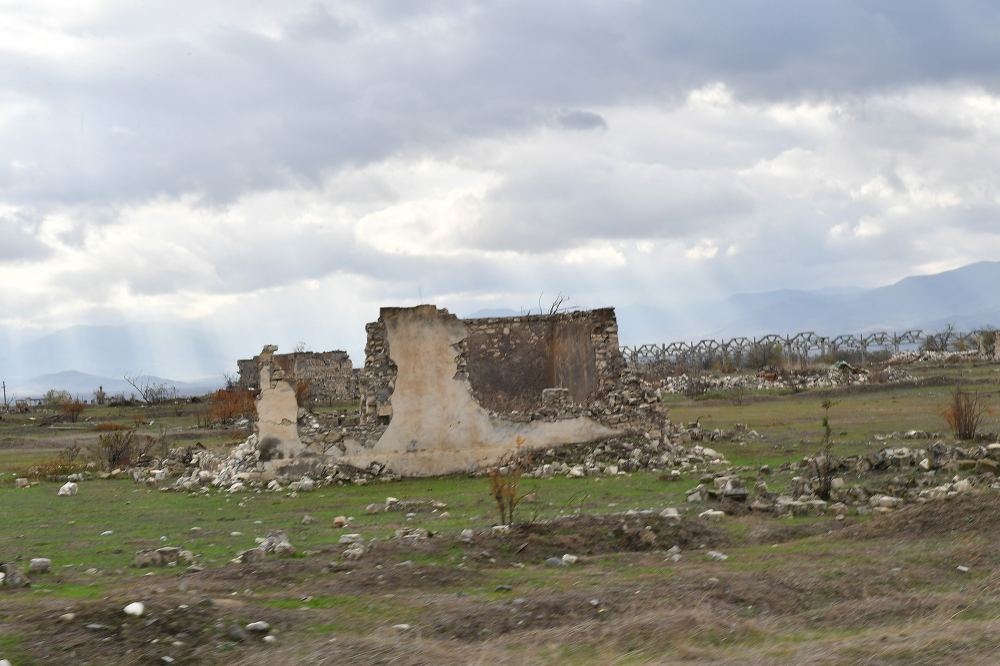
[237,350,357,403]
[246,305,660,477]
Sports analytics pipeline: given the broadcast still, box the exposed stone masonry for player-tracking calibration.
[237,350,357,403]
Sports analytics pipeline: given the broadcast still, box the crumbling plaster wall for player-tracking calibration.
[338,305,617,475]
[253,346,303,464]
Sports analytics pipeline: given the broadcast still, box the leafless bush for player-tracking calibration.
[683,371,709,399]
[208,388,257,424]
[24,443,88,479]
[97,429,142,470]
[60,399,85,422]
[487,437,533,526]
[810,400,839,501]
[943,384,989,440]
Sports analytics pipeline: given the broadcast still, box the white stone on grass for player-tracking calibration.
[28,558,51,574]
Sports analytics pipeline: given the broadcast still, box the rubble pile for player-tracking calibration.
[656,363,912,396]
[888,349,984,365]
[522,436,729,478]
[690,441,1000,517]
[171,433,397,493]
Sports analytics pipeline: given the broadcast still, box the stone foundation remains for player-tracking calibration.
[224,305,662,479]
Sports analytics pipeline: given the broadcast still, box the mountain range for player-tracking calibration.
[3,261,1000,397]
[612,261,1000,345]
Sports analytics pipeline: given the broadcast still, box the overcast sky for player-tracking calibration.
[2,1,1000,363]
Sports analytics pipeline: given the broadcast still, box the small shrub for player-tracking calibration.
[61,399,85,423]
[25,443,87,479]
[943,384,989,440]
[487,437,532,526]
[208,388,256,424]
[97,429,137,470]
[683,372,709,399]
[981,329,997,357]
[810,400,839,501]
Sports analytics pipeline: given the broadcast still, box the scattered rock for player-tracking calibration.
[134,547,194,568]
[561,554,579,565]
[57,482,78,496]
[289,476,315,492]
[394,527,429,540]
[123,602,145,617]
[0,563,30,588]
[332,516,348,528]
[706,550,728,561]
[659,507,680,521]
[28,558,51,574]
[301,514,315,525]
[226,624,249,642]
[246,621,270,633]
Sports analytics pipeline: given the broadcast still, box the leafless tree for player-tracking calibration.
[124,374,177,405]
[924,323,958,352]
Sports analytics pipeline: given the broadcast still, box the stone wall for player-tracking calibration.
[460,308,621,412]
[237,350,357,403]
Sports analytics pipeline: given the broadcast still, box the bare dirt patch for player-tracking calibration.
[473,514,728,561]
[840,493,1000,540]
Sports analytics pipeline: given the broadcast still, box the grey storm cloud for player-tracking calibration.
[557,111,607,131]
[2,1,1000,209]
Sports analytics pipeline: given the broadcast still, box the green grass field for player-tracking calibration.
[2,363,1000,664]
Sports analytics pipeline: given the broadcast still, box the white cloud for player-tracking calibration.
[685,239,719,261]
[2,1,1000,363]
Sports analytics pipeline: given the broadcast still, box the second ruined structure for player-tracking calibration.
[237,349,357,403]
[246,304,661,477]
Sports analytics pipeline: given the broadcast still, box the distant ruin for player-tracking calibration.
[243,305,660,477]
[237,349,357,403]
